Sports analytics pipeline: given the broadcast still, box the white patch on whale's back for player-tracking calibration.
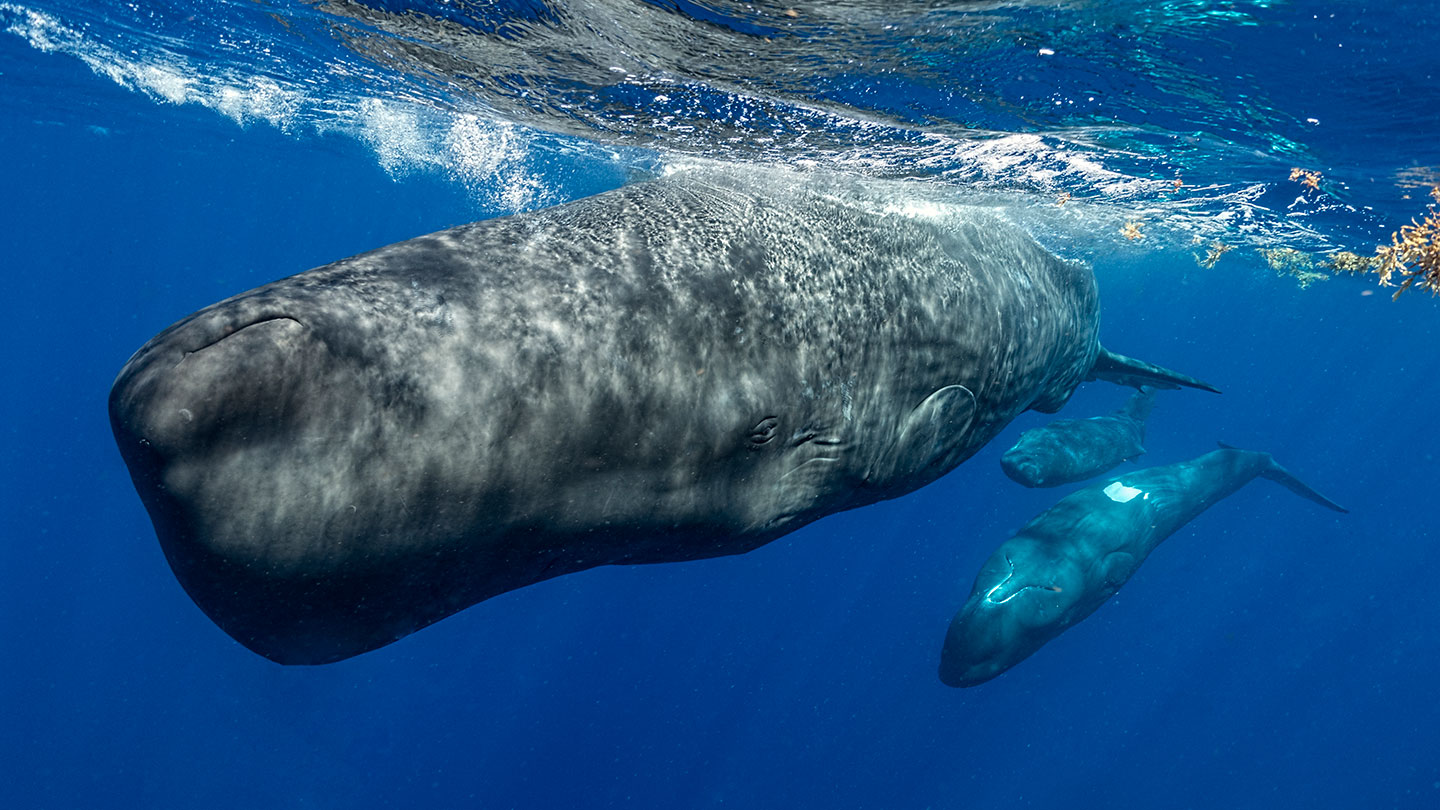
[1103,481,1144,503]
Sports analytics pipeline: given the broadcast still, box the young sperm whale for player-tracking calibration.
[109,168,1219,665]
[1000,386,1158,487]
[940,445,1346,688]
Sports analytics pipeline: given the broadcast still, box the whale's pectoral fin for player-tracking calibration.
[1098,551,1139,590]
[1088,346,1221,394]
[889,384,977,481]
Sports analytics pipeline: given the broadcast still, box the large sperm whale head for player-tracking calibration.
[939,538,1086,687]
[107,273,452,664]
[112,305,350,482]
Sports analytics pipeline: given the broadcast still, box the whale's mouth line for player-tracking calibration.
[176,316,305,367]
[779,455,840,481]
[983,555,1019,604]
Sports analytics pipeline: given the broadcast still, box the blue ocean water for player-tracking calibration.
[2,1,1438,807]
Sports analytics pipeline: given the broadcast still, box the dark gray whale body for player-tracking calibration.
[940,446,1346,688]
[110,169,1216,664]
[1000,386,1157,487]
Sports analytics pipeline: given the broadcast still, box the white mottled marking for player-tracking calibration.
[1103,481,1143,503]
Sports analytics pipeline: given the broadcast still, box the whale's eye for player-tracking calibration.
[748,417,780,447]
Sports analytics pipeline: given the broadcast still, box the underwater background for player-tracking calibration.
[2,1,1438,807]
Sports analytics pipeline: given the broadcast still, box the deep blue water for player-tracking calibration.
[4,2,1440,808]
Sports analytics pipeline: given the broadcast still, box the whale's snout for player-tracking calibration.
[999,451,1044,487]
[941,588,1067,688]
[939,601,1014,687]
[939,544,1083,687]
[108,302,399,664]
[110,314,315,470]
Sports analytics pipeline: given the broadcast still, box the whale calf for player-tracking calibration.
[940,446,1346,687]
[109,168,1218,664]
[1000,386,1157,487]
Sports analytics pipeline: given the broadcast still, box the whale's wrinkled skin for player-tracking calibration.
[109,168,1216,664]
[1000,386,1157,487]
[940,447,1346,687]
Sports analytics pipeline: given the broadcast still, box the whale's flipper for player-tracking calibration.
[1088,346,1221,394]
[894,384,977,476]
[1216,442,1349,513]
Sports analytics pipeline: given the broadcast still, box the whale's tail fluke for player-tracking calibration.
[1217,442,1349,513]
[1088,346,1222,394]
[1120,385,1159,422]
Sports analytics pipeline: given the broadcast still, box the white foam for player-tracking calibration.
[446,114,548,211]
[1,2,555,212]
[2,2,1361,243]
[356,98,441,175]
[3,3,309,130]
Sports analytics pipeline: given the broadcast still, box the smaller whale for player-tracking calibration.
[1000,386,1157,487]
[940,445,1346,687]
